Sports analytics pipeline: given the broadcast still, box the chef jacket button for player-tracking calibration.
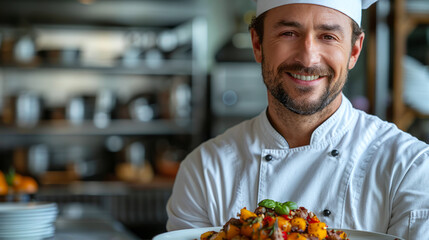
[330,149,339,157]
[265,155,273,161]
[323,209,332,217]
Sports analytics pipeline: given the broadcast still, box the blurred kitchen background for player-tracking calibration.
[0,0,428,239]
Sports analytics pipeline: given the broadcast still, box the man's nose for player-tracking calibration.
[293,35,321,67]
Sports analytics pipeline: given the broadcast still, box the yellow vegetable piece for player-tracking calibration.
[240,208,257,221]
[200,231,215,240]
[225,224,240,239]
[277,216,292,232]
[213,231,226,240]
[308,222,327,239]
[252,229,270,240]
[288,233,308,240]
[291,217,307,231]
[240,222,261,237]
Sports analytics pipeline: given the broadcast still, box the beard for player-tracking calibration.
[261,56,347,115]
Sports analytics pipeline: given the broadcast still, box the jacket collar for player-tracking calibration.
[258,94,355,149]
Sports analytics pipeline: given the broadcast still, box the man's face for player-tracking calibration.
[251,4,364,115]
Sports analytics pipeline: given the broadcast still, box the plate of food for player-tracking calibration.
[153,227,221,240]
[154,199,404,240]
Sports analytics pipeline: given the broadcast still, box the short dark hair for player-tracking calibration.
[249,12,363,46]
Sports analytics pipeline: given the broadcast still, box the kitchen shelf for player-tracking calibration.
[391,0,429,130]
[0,1,208,205]
[0,119,193,136]
[38,179,175,196]
[0,59,194,76]
[0,0,204,27]
[0,59,193,75]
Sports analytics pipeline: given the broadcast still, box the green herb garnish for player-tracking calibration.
[258,199,277,209]
[258,199,298,215]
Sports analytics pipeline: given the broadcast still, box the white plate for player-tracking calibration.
[0,222,52,231]
[0,210,58,220]
[339,229,404,240]
[153,227,221,240]
[152,227,405,240]
[0,212,58,226]
[0,202,57,215]
[0,210,58,219]
[0,225,54,238]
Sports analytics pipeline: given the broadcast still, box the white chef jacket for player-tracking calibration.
[166,96,429,240]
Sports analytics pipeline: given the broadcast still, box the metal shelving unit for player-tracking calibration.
[0,119,193,136]
[0,0,208,141]
[0,59,194,76]
[0,1,207,238]
[0,0,208,193]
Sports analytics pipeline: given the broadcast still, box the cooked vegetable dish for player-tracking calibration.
[200,199,348,240]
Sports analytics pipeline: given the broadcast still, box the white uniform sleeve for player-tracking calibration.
[388,152,429,239]
[166,151,211,231]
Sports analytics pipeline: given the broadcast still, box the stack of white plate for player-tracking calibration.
[0,202,58,240]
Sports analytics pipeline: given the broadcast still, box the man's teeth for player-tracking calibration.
[290,73,320,81]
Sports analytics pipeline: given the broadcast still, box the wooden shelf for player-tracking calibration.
[391,0,429,131]
[367,0,429,130]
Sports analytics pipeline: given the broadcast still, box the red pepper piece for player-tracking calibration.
[263,216,274,226]
[282,231,288,239]
[307,216,320,224]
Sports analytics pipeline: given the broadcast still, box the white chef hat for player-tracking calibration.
[255,0,378,27]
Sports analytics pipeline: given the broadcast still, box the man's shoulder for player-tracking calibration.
[353,108,401,135]
[352,108,429,151]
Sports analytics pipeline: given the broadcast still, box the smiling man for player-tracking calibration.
[253,3,364,148]
[166,1,429,239]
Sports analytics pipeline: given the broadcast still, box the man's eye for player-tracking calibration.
[282,32,294,37]
[323,35,335,40]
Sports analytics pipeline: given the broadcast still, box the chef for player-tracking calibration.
[166,0,429,239]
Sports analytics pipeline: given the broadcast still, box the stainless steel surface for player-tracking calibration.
[54,203,139,240]
[36,181,173,226]
[211,62,267,135]
[211,62,267,117]
[15,91,42,128]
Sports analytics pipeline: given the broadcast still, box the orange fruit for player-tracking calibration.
[14,176,38,194]
[0,171,8,195]
[13,173,22,187]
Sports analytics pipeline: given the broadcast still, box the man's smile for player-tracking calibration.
[288,72,321,81]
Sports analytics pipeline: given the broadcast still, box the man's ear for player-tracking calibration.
[250,28,263,63]
[348,32,365,69]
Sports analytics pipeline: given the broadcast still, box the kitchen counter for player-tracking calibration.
[33,181,172,239]
[53,203,140,240]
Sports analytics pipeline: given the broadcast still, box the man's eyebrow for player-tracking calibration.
[274,20,302,29]
[316,24,345,36]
